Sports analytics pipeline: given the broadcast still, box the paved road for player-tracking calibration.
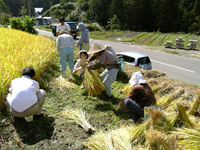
[37,29,200,85]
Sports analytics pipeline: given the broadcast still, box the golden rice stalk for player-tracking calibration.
[110,127,133,150]
[187,91,200,115]
[84,130,115,150]
[146,129,178,150]
[158,84,174,95]
[51,77,77,91]
[157,95,169,105]
[128,120,151,142]
[83,68,105,96]
[141,69,166,78]
[147,78,158,86]
[151,81,168,94]
[121,84,133,95]
[163,88,185,108]
[172,128,200,150]
[61,108,95,133]
[176,103,195,128]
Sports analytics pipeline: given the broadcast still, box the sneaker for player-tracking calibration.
[33,113,44,120]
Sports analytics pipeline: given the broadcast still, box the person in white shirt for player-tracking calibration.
[56,17,71,37]
[6,67,46,121]
[56,29,75,77]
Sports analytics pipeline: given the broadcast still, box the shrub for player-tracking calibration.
[9,16,37,34]
[85,23,104,31]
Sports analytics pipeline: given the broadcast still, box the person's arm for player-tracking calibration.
[56,37,61,51]
[88,63,104,70]
[77,31,86,46]
[87,55,96,62]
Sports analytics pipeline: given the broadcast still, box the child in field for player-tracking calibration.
[72,50,94,89]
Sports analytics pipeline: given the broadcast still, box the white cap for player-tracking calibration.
[129,71,147,87]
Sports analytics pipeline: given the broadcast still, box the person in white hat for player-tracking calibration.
[120,71,157,122]
[56,29,75,77]
[87,42,120,98]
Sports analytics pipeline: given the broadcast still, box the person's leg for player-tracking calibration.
[59,47,68,71]
[10,90,46,118]
[101,69,118,97]
[66,47,74,72]
[124,98,144,122]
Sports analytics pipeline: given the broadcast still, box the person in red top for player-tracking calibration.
[121,71,156,122]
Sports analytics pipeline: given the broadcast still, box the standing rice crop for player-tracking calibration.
[0,28,56,108]
[83,68,105,96]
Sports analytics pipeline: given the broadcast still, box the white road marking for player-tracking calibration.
[151,59,194,73]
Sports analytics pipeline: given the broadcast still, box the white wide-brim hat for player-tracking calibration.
[129,71,147,87]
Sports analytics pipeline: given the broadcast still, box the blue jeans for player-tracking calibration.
[124,98,144,122]
[59,47,74,71]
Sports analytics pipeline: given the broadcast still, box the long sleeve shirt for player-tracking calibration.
[56,33,74,50]
[128,83,157,108]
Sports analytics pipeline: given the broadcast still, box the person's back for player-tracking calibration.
[6,67,46,121]
[57,33,74,49]
[7,76,39,113]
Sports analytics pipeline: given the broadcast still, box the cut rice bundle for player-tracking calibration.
[83,68,105,96]
[175,103,195,128]
[172,128,200,150]
[121,84,133,95]
[84,130,114,150]
[61,108,95,133]
[51,77,77,91]
[146,129,178,150]
[188,90,200,115]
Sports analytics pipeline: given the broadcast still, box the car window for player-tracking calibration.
[137,57,151,65]
[66,23,77,29]
[117,54,135,63]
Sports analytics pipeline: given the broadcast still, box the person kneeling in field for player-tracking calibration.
[120,72,157,122]
[86,42,120,98]
[6,67,46,121]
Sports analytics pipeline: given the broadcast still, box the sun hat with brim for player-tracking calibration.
[88,42,105,54]
[59,29,68,35]
[129,71,147,87]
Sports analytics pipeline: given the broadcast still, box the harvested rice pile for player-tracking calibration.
[83,68,105,96]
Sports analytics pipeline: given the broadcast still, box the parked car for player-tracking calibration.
[116,51,152,70]
[51,21,79,38]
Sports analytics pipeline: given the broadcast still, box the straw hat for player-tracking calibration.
[129,71,147,87]
[59,29,68,35]
[88,42,105,54]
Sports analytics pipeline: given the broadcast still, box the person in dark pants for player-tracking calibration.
[120,72,157,122]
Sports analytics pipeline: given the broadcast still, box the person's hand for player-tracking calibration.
[72,69,78,75]
[86,65,90,69]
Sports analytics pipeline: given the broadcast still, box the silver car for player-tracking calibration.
[117,51,152,70]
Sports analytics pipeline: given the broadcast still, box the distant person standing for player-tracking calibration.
[56,30,75,77]
[76,23,90,51]
[56,17,71,37]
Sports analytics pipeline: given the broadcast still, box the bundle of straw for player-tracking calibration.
[51,77,77,91]
[173,128,200,150]
[176,103,195,128]
[146,129,178,150]
[61,108,95,133]
[151,82,168,94]
[83,68,105,96]
[187,91,200,115]
[121,84,133,95]
[84,130,115,150]
[84,126,133,150]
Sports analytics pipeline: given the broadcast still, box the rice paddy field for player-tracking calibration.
[1,27,200,149]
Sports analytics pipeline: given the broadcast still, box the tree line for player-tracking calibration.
[1,0,200,34]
